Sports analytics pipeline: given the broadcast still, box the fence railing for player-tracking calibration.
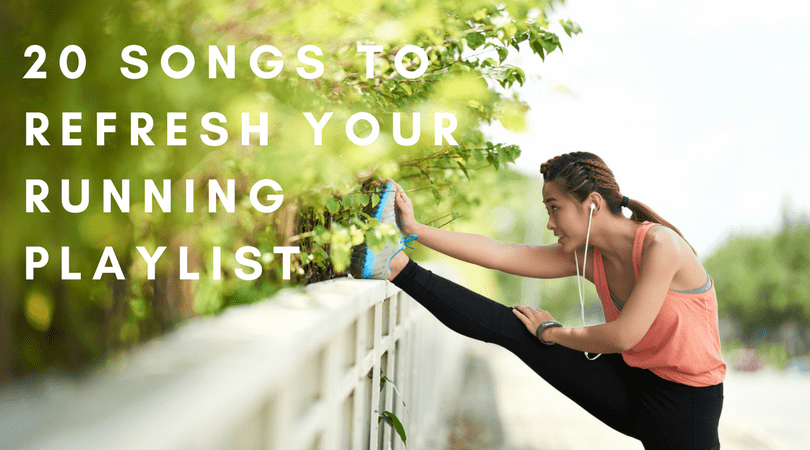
[2,268,469,450]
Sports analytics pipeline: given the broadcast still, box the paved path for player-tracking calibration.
[447,341,806,450]
[444,353,507,450]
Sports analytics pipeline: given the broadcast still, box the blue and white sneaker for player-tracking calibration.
[350,182,417,279]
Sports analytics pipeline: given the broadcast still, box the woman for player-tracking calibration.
[354,152,725,450]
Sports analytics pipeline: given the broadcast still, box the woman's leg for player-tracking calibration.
[632,372,723,450]
[391,258,644,439]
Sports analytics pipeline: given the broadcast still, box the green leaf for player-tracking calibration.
[325,197,339,215]
[371,193,380,208]
[481,57,498,67]
[501,22,518,39]
[514,67,525,85]
[539,34,559,54]
[341,196,354,210]
[472,7,488,21]
[560,19,583,37]
[466,32,486,49]
[379,411,407,446]
[431,186,441,204]
[486,152,500,170]
[456,161,470,181]
[529,38,546,60]
[380,375,407,407]
[496,46,508,64]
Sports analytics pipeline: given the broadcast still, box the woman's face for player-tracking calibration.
[542,180,590,252]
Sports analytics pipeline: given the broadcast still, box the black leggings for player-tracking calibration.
[391,259,723,450]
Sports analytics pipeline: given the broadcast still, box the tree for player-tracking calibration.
[703,223,810,341]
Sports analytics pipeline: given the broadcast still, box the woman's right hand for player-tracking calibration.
[378,178,419,235]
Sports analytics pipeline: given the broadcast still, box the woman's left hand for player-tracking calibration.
[512,305,556,340]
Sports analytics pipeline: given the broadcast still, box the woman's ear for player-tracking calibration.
[587,192,603,213]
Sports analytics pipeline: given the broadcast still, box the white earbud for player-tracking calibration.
[589,203,596,210]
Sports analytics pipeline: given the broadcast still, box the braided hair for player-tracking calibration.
[540,152,695,253]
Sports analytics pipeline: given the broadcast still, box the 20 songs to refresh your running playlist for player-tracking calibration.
[22,43,460,282]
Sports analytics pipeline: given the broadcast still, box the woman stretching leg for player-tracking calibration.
[360,152,725,450]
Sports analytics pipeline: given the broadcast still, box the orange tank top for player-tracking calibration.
[592,222,726,387]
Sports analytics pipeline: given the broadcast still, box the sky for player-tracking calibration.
[484,0,810,257]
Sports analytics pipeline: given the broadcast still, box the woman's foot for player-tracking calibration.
[349,180,416,280]
[349,235,413,280]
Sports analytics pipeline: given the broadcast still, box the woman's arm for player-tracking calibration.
[514,228,680,353]
[390,180,578,279]
[411,222,578,278]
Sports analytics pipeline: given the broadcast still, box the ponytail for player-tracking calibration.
[625,198,697,255]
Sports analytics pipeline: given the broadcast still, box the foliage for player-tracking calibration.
[704,223,810,340]
[1,0,580,380]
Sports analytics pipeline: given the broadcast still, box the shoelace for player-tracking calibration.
[389,234,418,266]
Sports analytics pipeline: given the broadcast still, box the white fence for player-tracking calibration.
[1,272,469,450]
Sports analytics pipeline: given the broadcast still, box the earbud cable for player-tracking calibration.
[574,205,601,361]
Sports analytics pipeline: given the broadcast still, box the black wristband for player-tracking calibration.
[535,320,563,345]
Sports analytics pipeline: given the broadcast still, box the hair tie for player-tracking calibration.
[621,196,629,208]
